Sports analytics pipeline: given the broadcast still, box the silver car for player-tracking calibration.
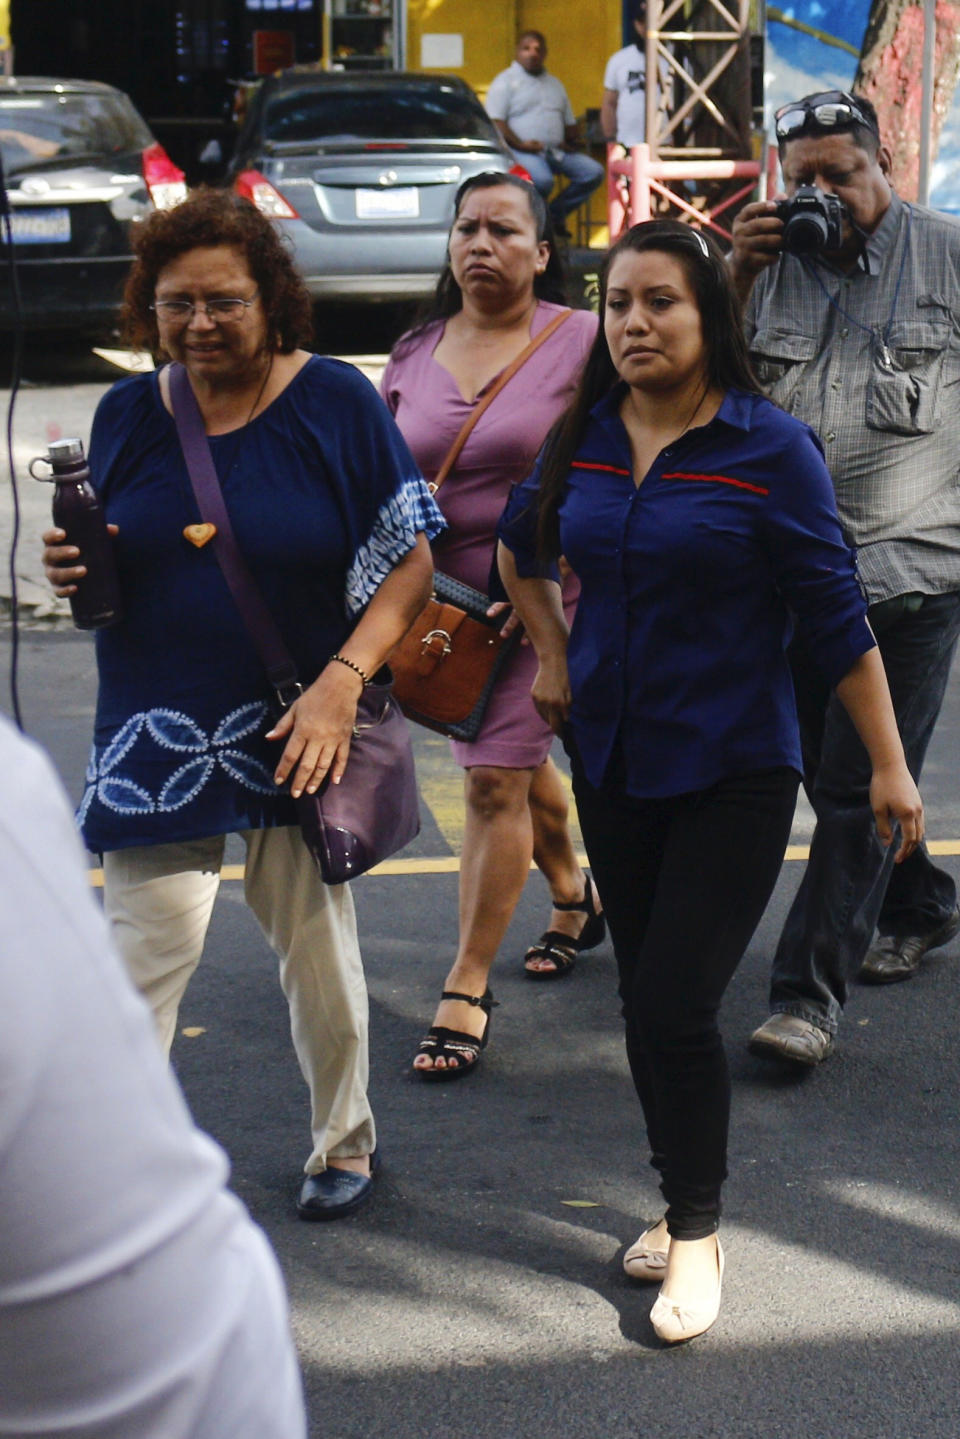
[227,71,526,301]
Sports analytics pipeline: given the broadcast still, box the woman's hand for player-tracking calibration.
[266,662,363,798]
[531,652,572,735]
[486,599,526,642]
[42,524,119,596]
[870,761,924,863]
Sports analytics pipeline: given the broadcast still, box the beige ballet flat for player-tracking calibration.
[623,1223,670,1282]
[649,1238,724,1344]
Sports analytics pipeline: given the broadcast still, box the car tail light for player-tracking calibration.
[142,143,187,210]
[233,169,299,219]
[509,163,533,183]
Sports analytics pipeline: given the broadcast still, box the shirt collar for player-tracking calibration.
[814,190,901,278]
[592,383,756,434]
[862,190,902,272]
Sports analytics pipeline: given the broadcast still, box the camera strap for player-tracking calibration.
[799,202,913,368]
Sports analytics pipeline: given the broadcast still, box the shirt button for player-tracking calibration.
[840,327,849,338]
[825,431,836,442]
[831,380,842,391]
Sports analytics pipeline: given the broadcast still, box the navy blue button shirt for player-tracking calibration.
[498,385,875,797]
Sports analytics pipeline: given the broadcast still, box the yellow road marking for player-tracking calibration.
[85,838,960,886]
[411,732,468,853]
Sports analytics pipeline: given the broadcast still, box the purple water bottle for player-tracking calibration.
[45,438,123,630]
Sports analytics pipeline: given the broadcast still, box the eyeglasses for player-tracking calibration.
[149,293,260,323]
[775,92,876,142]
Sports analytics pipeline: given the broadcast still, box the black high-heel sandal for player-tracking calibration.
[523,876,605,981]
[412,988,498,1082]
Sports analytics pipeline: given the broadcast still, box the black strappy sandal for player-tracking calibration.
[412,988,498,1082]
[523,876,605,981]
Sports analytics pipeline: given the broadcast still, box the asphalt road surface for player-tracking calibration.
[4,626,960,1439]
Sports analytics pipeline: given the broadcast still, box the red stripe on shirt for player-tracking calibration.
[662,471,770,496]
[570,460,632,476]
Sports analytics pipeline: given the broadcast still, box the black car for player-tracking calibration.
[0,77,186,334]
[227,70,528,302]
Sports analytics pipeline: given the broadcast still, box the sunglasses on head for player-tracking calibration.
[775,92,877,142]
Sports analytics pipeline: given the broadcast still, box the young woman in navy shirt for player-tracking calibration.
[498,221,923,1343]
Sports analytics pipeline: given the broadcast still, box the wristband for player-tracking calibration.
[328,652,369,686]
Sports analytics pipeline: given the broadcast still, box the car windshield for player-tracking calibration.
[261,84,498,145]
[0,91,152,174]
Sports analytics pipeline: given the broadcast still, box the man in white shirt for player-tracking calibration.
[602,3,669,149]
[485,30,604,237]
[0,716,306,1439]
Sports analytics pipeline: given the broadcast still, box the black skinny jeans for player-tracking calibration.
[570,744,799,1240]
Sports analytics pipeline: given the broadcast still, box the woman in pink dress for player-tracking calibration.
[381,172,602,1080]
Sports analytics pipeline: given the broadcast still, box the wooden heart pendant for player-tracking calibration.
[183,523,217,548]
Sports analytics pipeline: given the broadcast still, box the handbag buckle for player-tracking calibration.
[274,680,303,709]
[420,628,452,659]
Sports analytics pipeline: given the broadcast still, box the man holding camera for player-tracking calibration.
[731,90,960,1066]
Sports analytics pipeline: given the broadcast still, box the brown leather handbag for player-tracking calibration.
[390,309,571,741]
[390,571,520,740]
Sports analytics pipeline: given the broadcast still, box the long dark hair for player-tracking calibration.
[390,171,568,358]
[535,220,761,559]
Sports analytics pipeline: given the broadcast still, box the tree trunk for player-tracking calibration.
[854,0,960,200]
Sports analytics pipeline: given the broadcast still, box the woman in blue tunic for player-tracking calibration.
[498,221,924,1341]
[43,189,442,1222]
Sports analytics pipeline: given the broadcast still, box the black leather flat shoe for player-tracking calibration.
[297,1151,379,1221]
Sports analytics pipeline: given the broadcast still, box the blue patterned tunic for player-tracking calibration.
[79,356,443,853]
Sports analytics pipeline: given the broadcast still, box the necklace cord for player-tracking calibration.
[219,352,275,478]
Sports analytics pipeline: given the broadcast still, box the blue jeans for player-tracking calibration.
[770,591,960,1033]
[509,147,605,220]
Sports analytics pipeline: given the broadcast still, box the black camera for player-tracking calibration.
[775,185,846,254]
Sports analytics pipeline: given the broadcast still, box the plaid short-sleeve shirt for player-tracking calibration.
[744,192,960,602]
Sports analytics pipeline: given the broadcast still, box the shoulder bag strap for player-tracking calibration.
[430,306,573,495]
[167,363,301,702]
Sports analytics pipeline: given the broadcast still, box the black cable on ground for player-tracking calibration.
[0,145,25,730]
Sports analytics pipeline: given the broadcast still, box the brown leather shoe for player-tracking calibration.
[748,1013,833,1067]
[859,905,960,985]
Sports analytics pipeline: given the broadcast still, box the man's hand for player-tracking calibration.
[730,199,784,302]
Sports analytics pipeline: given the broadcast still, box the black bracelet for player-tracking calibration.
[328,652,369,686]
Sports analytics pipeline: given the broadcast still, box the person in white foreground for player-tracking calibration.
[0,714,305,1439]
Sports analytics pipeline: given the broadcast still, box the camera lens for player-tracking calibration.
[782,212,828,255]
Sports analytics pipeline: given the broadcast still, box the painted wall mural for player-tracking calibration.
[766,1,960,211]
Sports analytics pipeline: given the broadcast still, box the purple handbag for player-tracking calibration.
[168,363,420,884]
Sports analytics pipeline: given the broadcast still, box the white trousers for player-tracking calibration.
[102,826,375,1173]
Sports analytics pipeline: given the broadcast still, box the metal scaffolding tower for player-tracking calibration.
[608,0,771,245]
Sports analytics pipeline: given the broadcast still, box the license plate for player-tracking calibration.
[5,207,71,244]
[355,187,419,220]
